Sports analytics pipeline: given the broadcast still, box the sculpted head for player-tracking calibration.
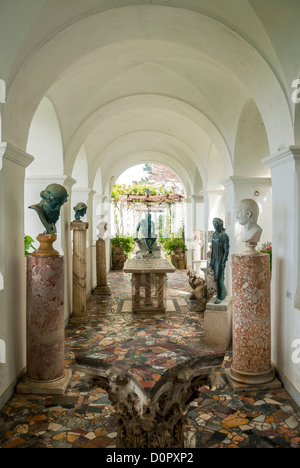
[73,202,87,221]
[237,198,262,244]
[213,217,224,232]
[30,183,68,234]
[236,198,259,225]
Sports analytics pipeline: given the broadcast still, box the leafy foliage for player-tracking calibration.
[257,241,272,271]
[24,235,36,257]
[160,235,187,255]
[111,182,172,202]
[110,234,135,256]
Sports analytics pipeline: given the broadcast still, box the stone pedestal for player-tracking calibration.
[70,221,89,324]
[17,253,71,394]
[226,252,281,392]
[93,238,111,295]
[204,296,232,350]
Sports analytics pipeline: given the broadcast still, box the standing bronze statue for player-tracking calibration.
[210,217,230,304]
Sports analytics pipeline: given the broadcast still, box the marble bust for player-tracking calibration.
[236,198,262,243]
[97,221,107,239]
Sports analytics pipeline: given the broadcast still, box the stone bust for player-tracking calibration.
[73,202,87,222]
[97,221,107,239]
[29,183,68,234]
[236,198,262,243]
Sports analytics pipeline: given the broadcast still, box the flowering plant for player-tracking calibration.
[257,241,272,271]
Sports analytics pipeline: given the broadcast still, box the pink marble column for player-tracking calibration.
[17,253,71,394]
[228,253,275,386]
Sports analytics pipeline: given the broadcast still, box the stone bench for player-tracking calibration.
[75,341,224,448]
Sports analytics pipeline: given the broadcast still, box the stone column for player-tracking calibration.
[70,221,89,323]
[226,252,280,391]
[17,234,71,394]
[93,238,111,295]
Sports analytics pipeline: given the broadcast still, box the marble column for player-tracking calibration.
[70,221,89,323]
[17,235,71,394]
[93,238,111,295]
[226,252,280,391]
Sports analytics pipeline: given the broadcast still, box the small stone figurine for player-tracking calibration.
[73,202,87,222]
[29,183,68,234]
[210,218,230,304]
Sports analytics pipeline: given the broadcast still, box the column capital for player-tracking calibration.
[0,142,34,170]
[221,176,271,188]
[25,174,76,188]
[262,145,300,169]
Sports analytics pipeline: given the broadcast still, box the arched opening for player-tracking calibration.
[110,163,187,268]
[25,97,65,252]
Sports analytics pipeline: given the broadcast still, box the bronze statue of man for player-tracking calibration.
[29,183,68,234]
[135,212,157,254]
[210,217,230,304]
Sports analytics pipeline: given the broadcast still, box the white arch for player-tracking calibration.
[107,152,191,199]
[2,5,293,159]
[234,98,270,177]
[26,97,64,175]
[72,145,89,188]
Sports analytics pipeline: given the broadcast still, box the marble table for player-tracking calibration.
[75,342,225,448]
[123,257,175,313]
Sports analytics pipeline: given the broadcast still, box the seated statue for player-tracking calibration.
[29,183,68,234]
[134,213,158,254]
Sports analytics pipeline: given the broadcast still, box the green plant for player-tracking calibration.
[257,241,272,271]
[110,234,135,257]
[24,235,36,257]
[161,235,187,255]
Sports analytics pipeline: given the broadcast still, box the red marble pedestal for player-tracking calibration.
[226,252,281,391]
[17,254,71,394]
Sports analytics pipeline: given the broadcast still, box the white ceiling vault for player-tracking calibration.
[1,0,299,196]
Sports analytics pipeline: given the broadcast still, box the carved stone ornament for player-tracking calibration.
[75,350,224,448]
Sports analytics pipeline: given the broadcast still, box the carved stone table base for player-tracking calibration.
[76,348,224,448]
[123,257,175,313]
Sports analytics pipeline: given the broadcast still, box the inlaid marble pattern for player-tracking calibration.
[0,271,299,448]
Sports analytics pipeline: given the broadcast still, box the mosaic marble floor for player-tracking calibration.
[0,270,300,449]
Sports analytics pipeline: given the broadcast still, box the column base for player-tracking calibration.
[16,369,72,395]
[225,367,282,393]
[70,314,89,324]
[93,285,111,295]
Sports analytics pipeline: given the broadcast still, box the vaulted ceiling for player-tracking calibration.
[1,0,298,196]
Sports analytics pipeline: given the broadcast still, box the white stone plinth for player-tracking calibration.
[204,296,232,350]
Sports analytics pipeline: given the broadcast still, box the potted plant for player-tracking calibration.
[161,235,187,268]
[110,234,134,270]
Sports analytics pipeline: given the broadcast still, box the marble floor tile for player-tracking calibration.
[0,270,299,448]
